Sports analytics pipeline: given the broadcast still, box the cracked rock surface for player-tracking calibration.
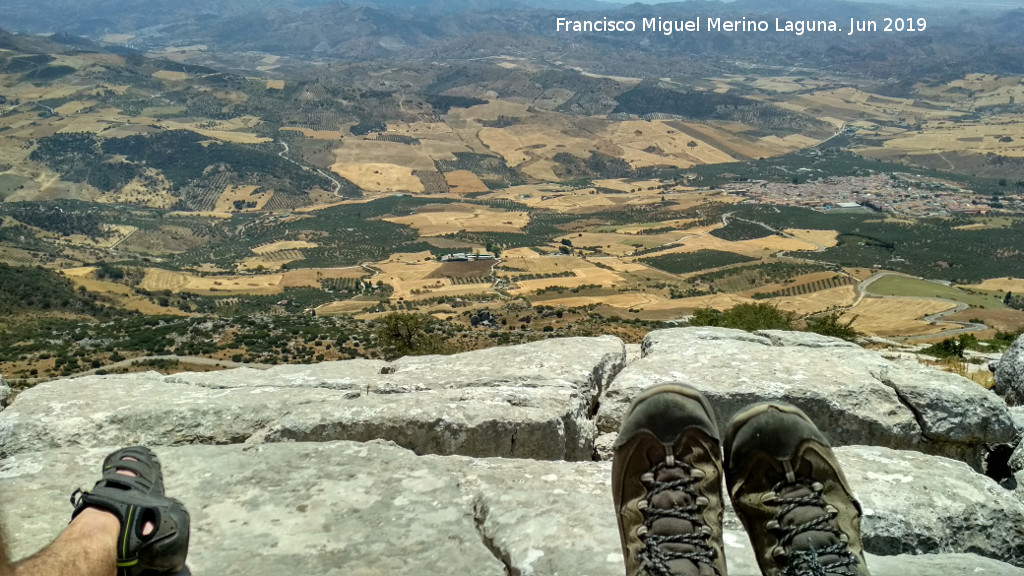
[996,333,1024,406]
[2,332,1023,573]
[600,327,1015,469]
[0,336,625,460]
[2,441,1024,574]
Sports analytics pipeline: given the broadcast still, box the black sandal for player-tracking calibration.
[71,446,190,576]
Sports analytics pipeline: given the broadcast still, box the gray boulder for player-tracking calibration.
[0,337,626,460]
[996,333,1024,406]
[600,328,1015,469]
[837,445,1024,566]
[0,375,9,410]
[3,441,1024,574]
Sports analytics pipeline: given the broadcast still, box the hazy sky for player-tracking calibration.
[621,0,1024,5]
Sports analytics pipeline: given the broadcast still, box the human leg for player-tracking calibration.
[0,446,189,576]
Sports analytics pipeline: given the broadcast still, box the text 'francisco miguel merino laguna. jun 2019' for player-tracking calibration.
[555,16,929,36]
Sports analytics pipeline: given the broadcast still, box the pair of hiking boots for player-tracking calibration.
[612,384,870,576]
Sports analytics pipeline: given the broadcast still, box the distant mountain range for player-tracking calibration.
[4,0,1024,80]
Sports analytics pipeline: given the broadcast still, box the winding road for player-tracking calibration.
[719,213,988,340]
[852,272,987,341]
[277,140,345,197]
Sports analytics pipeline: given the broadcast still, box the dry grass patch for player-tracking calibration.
[252,241,319,254]
[945,307,1024,333]
[213,185,273,214]
[152,70,188,81]
[783,229,840,247]
[266,79,286,90]
[770,286,858,316]
[963,277,1024,293]
[330,163,425,194]
[840,296,954,337]
[509,265,625,295]
[316,300,374,315]
[444,170,489,193]
[281,127,342,139]
[385,204,528,236]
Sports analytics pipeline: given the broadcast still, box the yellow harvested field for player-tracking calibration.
[589,258,653,273]
[316,300,374,315]
[565,231,688,257]
[661,293,756,311]
[668,121,789,160]
[54,100,98,115]
[64,274,191,316]
[332,138,458,171]
[783,229,840,247]
[865,116,1024,158]
[152,70,188,81]
[281,127,342,139]
[604,120,735,167]
[252,241,319,254]
[138,266,362,295]
[157,118,270,144]
[510,266,625,294]
[771,286,858,316]
[266,79,286,90]
[444,170,489,193]
[500,247,543,260]
[330,163,425,194]
[964,277,1024,293]
[62,266,97,278]
[384,205,528,236]
[650,231,819,261]
[140,269,284,295]
[537,292,677,310]
[281,267,366,287]
[840,297,955,337]
[213,185,273,213]
[237,252,304,272]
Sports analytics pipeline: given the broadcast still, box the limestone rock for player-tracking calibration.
[599,328,1015,469]
[838,445,1024,566]
[1012,441,1024,475]
[0,442,505,575]
[754,330,861,348]
[1009,407,1024,435]
[3,442,1023,574]
[0,337,626,460]
[0,375,9,410]
[996,334,1024,406]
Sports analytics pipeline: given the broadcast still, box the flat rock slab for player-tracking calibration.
[0,337,626,460]
[601,328,1015,468]
[0,442,504,575]
[3,442,1023,573]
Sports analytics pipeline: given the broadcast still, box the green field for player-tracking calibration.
[867,275,1006,309]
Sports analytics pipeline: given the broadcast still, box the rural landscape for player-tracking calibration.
[2,0,1024,387]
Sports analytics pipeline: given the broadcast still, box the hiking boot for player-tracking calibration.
[612,384,727,576]
[724,403,870,576]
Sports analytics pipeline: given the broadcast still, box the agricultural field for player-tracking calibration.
[383,204,529,236]
[866,275,1007,309]
[840,297,956,338]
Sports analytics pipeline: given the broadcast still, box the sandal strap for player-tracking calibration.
[71,447,189,576]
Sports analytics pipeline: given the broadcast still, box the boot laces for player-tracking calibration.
[769,480,860,576]
[637,457,719,576]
